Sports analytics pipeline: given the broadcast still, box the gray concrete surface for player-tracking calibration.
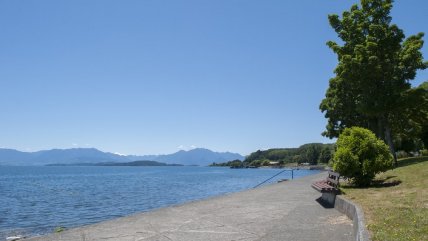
[25,172,353,241]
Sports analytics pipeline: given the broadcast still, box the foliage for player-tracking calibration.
[333,127,393,186]
[298,143,323,164]
[243,143,334,166]
[418,81,428,148]
[421,149,428,157]
[320,0,428,165]
[392,81,428,153]
[210,159,243,167]
[248,159,270,167]
[341,157,428,241]
[420,81,428,90]
[229,160,244,168]
[212,144,334,167]
[394,136,424,153]
[318,146,333,163]
[245,149,295,164]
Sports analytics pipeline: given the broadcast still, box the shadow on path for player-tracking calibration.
[315,197,334,209]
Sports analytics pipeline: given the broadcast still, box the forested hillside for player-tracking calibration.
[211,143,334,167]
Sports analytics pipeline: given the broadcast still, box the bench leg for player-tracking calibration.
[321,192,337,206]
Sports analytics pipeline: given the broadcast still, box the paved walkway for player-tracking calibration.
[25,172,353,241]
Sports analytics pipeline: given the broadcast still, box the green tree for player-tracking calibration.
[391,82,428,153]
[229,160,243,168]
[320,0,428,166]
[418,81,428,148]
[245,150,263,163]
[333,127,393,186]
[301,144,322,165]
[318,146,333,164]
[249,159,270,167]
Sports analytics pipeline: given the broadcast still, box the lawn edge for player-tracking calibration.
[335,195,371,241]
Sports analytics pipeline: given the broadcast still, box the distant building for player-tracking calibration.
[268,161,280,166]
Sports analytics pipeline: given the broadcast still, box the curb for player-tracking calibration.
[334,195,371,241]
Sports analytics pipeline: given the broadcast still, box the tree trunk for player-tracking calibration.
[376,118,384,139]
[377,116,397,167]
[384,124,397,167]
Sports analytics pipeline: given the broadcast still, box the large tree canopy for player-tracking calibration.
[417,81,428,148]
[320,0,428,163]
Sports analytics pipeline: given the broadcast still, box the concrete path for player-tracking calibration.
[25,172,353,241]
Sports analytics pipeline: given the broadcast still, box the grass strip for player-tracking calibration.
[341,157,428,241]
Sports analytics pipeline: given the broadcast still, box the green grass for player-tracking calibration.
[340,157,428,241]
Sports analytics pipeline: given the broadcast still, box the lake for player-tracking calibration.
[0,166,320,239]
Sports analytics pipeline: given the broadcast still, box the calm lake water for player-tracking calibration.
[0,166,320,239]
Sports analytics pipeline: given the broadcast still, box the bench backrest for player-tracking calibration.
[326,171,340,187]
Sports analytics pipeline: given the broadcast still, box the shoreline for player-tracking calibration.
[5,169,321,240]
[0,167,317,240]
[22,172,353,241]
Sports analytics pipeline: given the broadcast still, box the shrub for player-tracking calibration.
[421,149,428,157]
[333,127,393,186]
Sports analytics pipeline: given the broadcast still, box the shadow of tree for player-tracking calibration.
[371,179,401,188]
[340,175,401,190]
[397,157,428,168]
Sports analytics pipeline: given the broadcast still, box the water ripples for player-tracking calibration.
[0,166,319,240]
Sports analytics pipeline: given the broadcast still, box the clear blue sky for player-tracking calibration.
[0,0,427,156]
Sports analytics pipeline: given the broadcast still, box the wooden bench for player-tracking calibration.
[311,171,340,206]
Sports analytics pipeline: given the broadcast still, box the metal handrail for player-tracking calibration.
[253,169,297,188]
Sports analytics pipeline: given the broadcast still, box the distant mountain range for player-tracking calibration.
[47,160,183,167]
[0,148,244,166]
[143,148,244,166]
